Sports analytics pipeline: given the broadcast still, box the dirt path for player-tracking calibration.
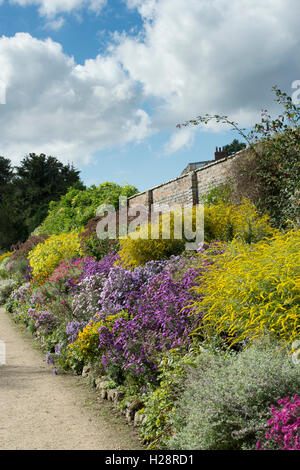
[0,308,143,450]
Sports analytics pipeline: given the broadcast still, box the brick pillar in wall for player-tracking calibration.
[190,171,199,206]
[145,189,153,222]
[145,189,153,210]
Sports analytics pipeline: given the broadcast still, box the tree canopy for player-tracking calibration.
[223,139,246,157]
[39,181,139,235]
[0,153,84,250]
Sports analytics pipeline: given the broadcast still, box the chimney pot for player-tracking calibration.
[215,145,226,161]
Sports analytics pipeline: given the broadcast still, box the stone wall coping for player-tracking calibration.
[128,147,247,201]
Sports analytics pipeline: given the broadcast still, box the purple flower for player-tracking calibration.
[197,242,210,253]
[28,309,58,334]
[12,283,31,303]
[46,353,54,365]
[66,320,87,343]
[24,265,33,282]
[55,344,62,356]
[79,252,119,280]
[98,267,202,379]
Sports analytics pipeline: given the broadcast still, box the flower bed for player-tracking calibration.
[3,200,299,450]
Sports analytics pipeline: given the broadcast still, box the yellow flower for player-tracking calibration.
[191,228,300,347]
[28,231,82,281]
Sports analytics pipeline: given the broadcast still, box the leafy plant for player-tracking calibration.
[167,342,300,450]
[39,182,138,235]
[10,234,48,261]
[140,348,198,449]
[200,183,232,206]
[178,86,300,228]
[80,216,120,260]
[0,252,13,278]
[0,279,18,305]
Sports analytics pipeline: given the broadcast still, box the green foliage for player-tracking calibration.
[14,153,84,233]
[140,348,198,449]
[200,183,232,206]
[46,324,83,373]
[0,184,26,250]
[0,279,18,305]
[5,295,19,314]
[223,139,246,157]
[250,88,300,227]
[167,342,300,450]
[179,86,300,228]
[80,216,120,260]
[39,182,138,235]
[7,258,30,283]
[0,266,9,279]
[0,156,13,187]
[82,236,120,261]
[0,153,83,249]
[0,252,13,264]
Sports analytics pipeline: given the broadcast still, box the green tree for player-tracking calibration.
[14,153,84,235]
[223,139,246,157]
[0,156,13,187]
[0,156,24,249]
[40,181,139,235]
[0,153,84,249]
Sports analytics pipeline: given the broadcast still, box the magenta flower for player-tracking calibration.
[257,394,300,450]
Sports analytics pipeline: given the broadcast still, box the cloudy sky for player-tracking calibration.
[0,0,299,191]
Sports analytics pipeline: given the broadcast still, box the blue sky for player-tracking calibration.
[0,0,299,192]
[0,1,143,64]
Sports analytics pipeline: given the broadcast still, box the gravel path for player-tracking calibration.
[0,307,142,450]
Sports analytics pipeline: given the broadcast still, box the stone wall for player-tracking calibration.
[128,148,248,212]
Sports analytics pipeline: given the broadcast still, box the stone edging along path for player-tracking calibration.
[0,307,143,450]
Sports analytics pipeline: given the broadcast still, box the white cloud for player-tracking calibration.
[164,127,195,155]
[44,16,65,31]
[126,0,157,20]
[0,33,151,164]
[1,0,300,161]
[10,0,106,17]
[117,0,300,133]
